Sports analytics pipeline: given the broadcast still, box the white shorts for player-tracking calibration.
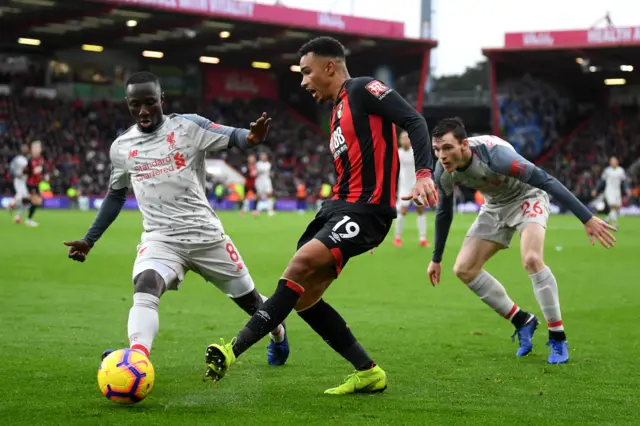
[256,180,273,197]
[132,235,254,298]
[13,179,29,199]
[467,190,550,248]
[397,186,414,209]
[605,192,622,207]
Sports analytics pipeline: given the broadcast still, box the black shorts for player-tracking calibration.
[296,200,393,276]
[27,185,39,195]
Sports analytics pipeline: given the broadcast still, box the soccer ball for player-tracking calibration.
[97,348,155,404]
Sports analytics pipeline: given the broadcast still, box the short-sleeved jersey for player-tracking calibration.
[398,147,416,192]
[601,166,626,194]
[255,160,271,184]
[109,114,246,244]
[10,155,28,180]
[436,136,539,207]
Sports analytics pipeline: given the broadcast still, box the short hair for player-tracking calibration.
[432,117,468,142]
[125,71,160,87]
[298,37,346,59]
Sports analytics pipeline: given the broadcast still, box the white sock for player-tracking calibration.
[530,266,563,332]
[260,294,286,343]
[395,214,405,239]
[610,209,618,224]
[18,204,29,216]
[267,198,274,213]
[242,199,250,212]
[467,270,520,319]
[128,293,160,357]
[417,214,427,241]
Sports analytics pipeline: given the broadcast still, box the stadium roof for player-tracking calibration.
[483,26,640,79]
[482,26,640,133]
[1,0,437,68]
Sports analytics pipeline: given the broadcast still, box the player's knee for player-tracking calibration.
[133,270,166,298]
[522,252,544,274]
[453,261,479,284]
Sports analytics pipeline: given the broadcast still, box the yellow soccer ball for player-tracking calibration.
[97,349,155,404]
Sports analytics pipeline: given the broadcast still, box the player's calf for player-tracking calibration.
[127,270,165,357]
[230,288,289,366]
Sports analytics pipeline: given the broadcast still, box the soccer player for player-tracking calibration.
[203,37,437,394]
[240,154,257,216]
[63,72,289,366]
[426,118,616,364]
[24,141,45,227]
[9,143,30,224]
[592,156,630,228]
[255,152,275,216]
[394,130,430,247]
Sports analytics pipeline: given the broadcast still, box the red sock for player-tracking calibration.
[131,344,150,358]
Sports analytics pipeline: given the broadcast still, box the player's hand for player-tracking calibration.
[591,190,597,198]
[246,112,272,145]
[63,240,92,262]
[584,216,617,248]
[402,176,438,207]
[427,261,441,286]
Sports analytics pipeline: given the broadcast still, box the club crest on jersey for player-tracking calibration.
[335,102,343,120]
[365,80,392,100]
[167,131,176,150]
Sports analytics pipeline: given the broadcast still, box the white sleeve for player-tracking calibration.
[109,143,130,190]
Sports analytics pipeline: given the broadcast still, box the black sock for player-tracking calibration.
[511,310,532,329]
[232,279,301,357]
[298,299,374,371]
[549,330,567,341]
[231,288,263,316]
[28,205,37,219]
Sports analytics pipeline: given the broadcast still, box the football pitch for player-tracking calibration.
[1,210,639,425]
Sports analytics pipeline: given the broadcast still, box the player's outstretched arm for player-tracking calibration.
[355,77,436,206]
[488,145,617,247]
[429,171,455,285]
[64,186,127,262]
[178,113,271,152]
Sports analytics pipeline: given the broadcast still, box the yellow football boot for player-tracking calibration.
[204,339,236,382]
[324,365,387,395]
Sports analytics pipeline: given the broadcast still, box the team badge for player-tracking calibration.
[336,102,343,120]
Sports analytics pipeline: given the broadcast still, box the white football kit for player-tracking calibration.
[397,147,416,208]
[10,155,29,200]
[109,114,254,297]
[601,166,626,207]
[255,160,273,197]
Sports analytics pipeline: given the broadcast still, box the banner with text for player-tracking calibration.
[505,26,640,49]
[204,68,278,100]
[92,0,406,38]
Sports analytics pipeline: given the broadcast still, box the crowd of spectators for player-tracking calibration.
[498,74,572,160]
[0,95,334,199]
[539,106,640,206]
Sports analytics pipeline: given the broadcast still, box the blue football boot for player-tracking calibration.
[547,340,569,364]
[267,325,290,366]
[512,315,539,357]
[101,349,114,361]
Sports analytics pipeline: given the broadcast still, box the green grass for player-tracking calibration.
[1,210,639,425]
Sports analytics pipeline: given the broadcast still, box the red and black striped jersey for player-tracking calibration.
[329,77,433,216]
[26,156,45,187]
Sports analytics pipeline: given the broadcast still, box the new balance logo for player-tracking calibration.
[128,149,138,159]
[174,152,186,169]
